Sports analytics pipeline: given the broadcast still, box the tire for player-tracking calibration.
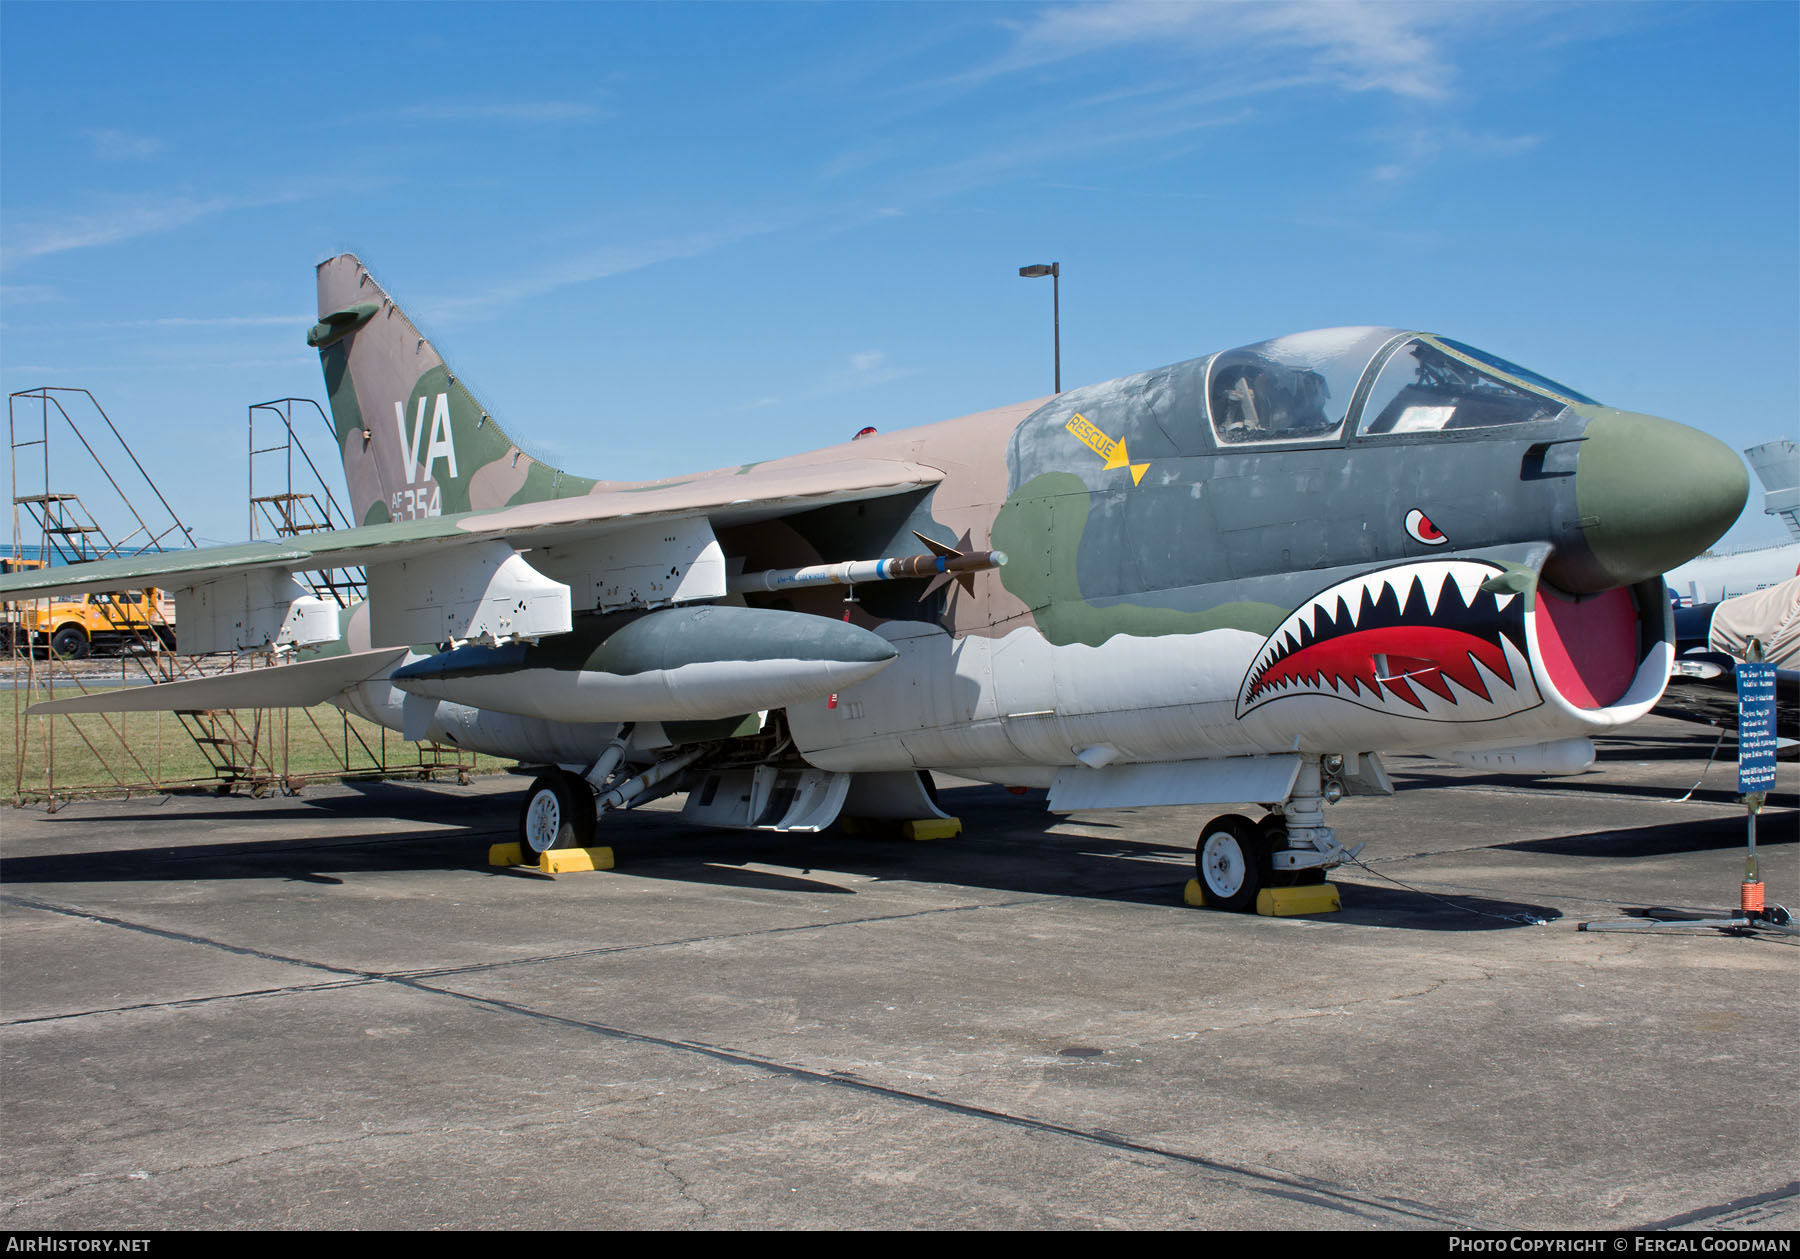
[1259,815,1327,887]
[518,771,597,856]
[1195,813,1267,912]
[51,626,90,660]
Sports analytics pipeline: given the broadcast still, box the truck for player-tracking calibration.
[1,560,176,657]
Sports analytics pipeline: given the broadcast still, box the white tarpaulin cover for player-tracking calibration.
[1709,575,1800,668]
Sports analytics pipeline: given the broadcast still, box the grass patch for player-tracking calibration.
[4,683,503,800]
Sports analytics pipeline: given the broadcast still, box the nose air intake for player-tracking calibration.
[1545,410,1748,594]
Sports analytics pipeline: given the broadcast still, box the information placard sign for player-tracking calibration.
[1736,661,1778,795]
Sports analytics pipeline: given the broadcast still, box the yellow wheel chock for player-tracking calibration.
[1184,878,1341,916]
[489,843,615,874]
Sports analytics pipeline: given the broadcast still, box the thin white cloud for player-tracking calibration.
[973,0,1475,102]
[811,2,1528,204]
[729,351,909,414]
[814,351,907,396]
[1046,181,1211,201]
[421,218,793,323]
[1,352,313,375]
[2,188,315,268]
[0,284,64,305]
[803,2,1579,212]
[1,314,311,332]
[901,109,1250,205]
[83,129,164,161]
[1369,123,1543,181]
[142,313,314,328]
[375,100,608,124]
[2,174,384,270]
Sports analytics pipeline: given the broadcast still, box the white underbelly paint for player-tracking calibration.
[338,672,620,766]
[789,623,1274,773]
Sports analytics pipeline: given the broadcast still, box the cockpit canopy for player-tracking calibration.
[1206,327,1596,446]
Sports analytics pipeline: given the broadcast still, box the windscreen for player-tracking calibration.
[1357,337,1591,436]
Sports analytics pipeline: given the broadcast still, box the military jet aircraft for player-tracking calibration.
[2,255,1749,909]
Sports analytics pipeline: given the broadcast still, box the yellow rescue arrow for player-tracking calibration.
[1065,413,1150,485]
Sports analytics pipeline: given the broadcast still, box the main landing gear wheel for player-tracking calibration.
[1195,813,1267,912]
[519,771,597,859]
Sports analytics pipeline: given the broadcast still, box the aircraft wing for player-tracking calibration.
[0,457,945,598]
[0,537,311,599]
[26,647,409,715]
[450,456,945,545]
[0,456,945,655]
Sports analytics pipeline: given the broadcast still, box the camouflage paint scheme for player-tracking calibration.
[4,255,1751,873]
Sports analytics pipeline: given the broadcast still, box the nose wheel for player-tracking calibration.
[519,770,598,857]
[1194,814,1268,912]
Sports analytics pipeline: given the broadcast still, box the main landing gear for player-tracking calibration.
[519,770,597,858]
[513,724,706,858]
[1193,757,1357,912]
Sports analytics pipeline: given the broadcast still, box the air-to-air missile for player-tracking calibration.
[727,544,1008,596]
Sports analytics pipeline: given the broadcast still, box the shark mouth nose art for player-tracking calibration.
[1237,560,1538,721]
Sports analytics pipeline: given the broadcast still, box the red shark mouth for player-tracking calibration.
[1237,560,1539,722]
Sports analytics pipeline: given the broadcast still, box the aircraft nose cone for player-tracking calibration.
[1548,410,1747,594]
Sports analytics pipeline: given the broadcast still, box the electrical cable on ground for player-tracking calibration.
[1339,850,1548,926]
[1663,727,1728,803]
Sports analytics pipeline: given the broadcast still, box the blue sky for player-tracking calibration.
[2,1,1795,548]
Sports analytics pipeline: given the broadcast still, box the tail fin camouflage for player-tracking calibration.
[311,253,595,525]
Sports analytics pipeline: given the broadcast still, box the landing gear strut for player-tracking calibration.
[1194,757,1356,911]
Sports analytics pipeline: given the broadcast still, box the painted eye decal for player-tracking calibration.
[1405,509,1448,546]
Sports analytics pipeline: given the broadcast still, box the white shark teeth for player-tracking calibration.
[1238,559,1539,721]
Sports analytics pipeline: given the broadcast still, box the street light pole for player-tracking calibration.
[1018,262,1061,393]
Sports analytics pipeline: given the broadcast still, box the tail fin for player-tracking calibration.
[311,254,595,525]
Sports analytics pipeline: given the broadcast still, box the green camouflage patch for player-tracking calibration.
[993,471,1283,646]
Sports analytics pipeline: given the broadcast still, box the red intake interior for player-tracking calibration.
[1535,585,1640,709]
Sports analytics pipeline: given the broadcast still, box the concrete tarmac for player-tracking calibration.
[2,716,1794,1231]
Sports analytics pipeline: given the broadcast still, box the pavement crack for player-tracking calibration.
[0,893,379,982]
[392,898,1041,982]
[1634,1180,1800,1230]
[0,891,1512,1227]
[601,1132,712,1221]
[0,1115,650,1218]
[391,973,1504,1230]
[0,893,1041,1034]
[2,978,379,1028]
[1181,977,1461,1034]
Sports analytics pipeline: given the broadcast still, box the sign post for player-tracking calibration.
[1580,637,1792,936]
[1735,640,1777,919]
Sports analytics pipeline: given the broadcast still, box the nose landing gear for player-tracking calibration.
[1192,758,1358,912]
